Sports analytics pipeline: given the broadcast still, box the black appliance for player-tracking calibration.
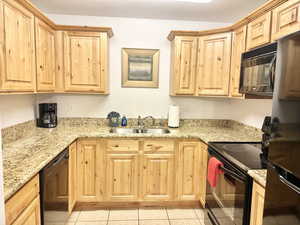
[40,149,69,225]
[37,103,57,128]
[240,42,277,97]
[204,142,263,225]
[261,33,300,225]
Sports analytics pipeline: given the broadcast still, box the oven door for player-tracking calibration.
[240,43,277,96]
[205,149,250,225]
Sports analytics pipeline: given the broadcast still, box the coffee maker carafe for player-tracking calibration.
[37,103,57,128]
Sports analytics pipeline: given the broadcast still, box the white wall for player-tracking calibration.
[37,14,272,128]
[0,95,36,128]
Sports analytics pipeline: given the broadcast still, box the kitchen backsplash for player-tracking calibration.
[2,118,261,145]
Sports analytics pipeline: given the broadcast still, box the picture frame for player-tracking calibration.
[122,48,160,88]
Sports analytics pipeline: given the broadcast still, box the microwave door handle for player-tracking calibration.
[279,175,300,195]
[269,55,276,90]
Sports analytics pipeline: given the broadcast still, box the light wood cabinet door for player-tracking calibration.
[11,197,41,225]
[230,26,247,98]
[35,18,55,92]
[141,153,174,201]
[68,141,77,213]
[106,154,139,201]
[250,182,265,225]
[5,175,39,225]
[64,31,108,93]
[77,139,103,202]
[170,36,198,95]
[0,0,36,92]
[272,0,300,41]
[177,142,201,201]
[197,32,232,96]
[247,11,272,50]
[279,35,300,99]
[199,142,208,207]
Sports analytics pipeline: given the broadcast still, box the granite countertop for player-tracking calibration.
[2,119,262,201]
[248,170,267,187]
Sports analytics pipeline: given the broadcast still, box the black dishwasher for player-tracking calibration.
[40,148,69,225]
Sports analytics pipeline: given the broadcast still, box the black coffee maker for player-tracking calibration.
[37,103,57,128]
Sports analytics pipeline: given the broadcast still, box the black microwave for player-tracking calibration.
[240,43,277,97]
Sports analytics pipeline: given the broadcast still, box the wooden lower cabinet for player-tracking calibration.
[199,143,208,206]
[75,138,207,205]
[250,181,265,225]
[68,141,77,213]
[141,153,174,201]
[106,153,139,201]
[11,197,41,225]
[176,142,201,201]
[77,139,104,202]
[5,175,40,225]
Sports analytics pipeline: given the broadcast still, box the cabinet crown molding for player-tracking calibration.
[167,0,288,41]
[7,0,114,37]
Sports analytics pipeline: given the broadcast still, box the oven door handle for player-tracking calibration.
[279,175,300,195]
[269,55,276,90]
[220,165,246,183]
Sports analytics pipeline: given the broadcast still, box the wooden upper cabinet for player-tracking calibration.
[247,11,272,50]
[272,0,300,41]
[230,26,247,98]
[35,18,56,92]
[0,0,36,92]
[170,36,198,96]
[177,142,201,201]
[197,32,232,96]
[279,34,300,99]
[63,31,108,93]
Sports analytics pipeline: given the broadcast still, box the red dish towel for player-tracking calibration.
[207,157,224,188]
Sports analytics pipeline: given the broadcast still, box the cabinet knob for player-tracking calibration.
[85,161,88,164]
[114,145,119,147]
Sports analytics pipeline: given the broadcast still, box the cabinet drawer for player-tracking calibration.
[144,140,174,153]
[247,11,272,50]
[5,175,39,225]
[107,139,139,152]
[272,0,300,41]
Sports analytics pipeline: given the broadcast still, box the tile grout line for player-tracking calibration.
[107,209,110,225]
[165,208,172,225]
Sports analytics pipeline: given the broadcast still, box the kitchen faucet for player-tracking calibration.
[138,115,156,127]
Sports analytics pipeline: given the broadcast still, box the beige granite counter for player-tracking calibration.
[248,170,267,187]
[2,118,262,201]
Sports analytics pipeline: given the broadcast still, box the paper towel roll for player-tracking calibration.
[168,105,180,128]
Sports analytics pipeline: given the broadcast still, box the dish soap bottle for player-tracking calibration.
[121,115,128,127]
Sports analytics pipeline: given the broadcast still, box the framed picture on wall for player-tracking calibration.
[122,48,160,88]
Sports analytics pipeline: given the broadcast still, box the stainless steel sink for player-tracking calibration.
[109,128,170,134]
[141,128,171,134]
[109,128,140,134]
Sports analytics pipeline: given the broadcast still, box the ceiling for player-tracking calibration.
[31,0,269,22]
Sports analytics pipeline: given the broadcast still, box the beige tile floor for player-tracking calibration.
[46,208,209,225]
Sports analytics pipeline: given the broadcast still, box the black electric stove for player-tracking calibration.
[208,142,265,172]
[204,141,265,225]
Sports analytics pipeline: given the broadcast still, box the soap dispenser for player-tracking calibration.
[121,115,128,127]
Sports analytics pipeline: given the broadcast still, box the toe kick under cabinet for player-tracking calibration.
[75,138,208,207]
